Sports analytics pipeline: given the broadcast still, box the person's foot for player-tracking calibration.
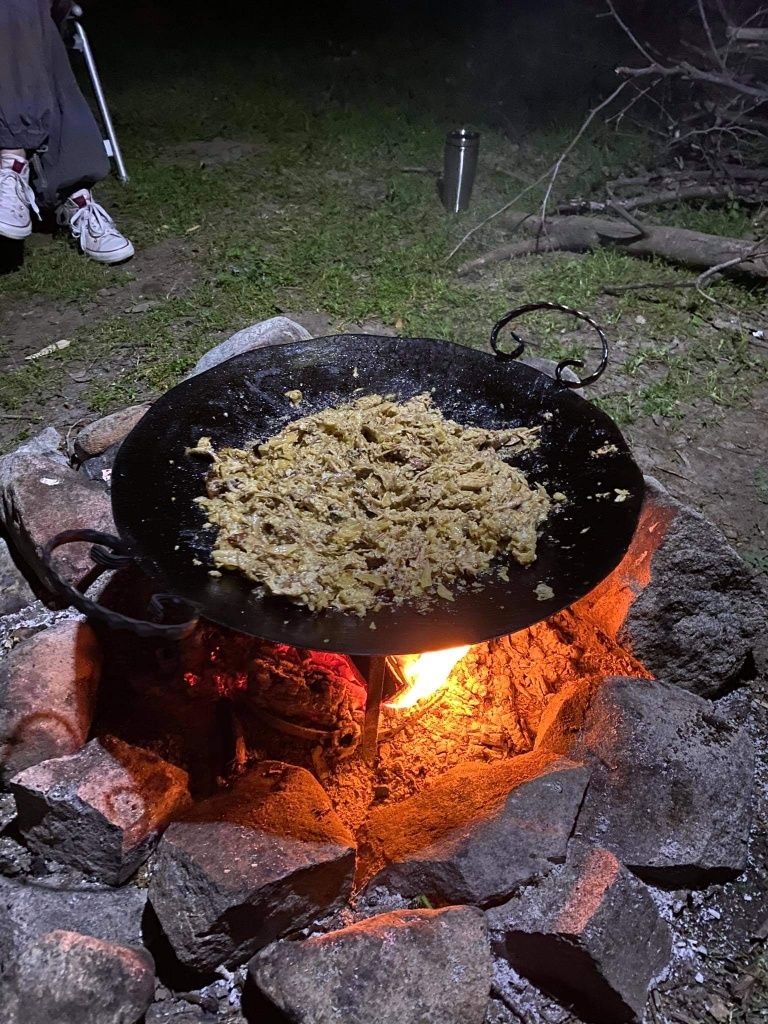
[57,189,134,263]
[0,155,38,240]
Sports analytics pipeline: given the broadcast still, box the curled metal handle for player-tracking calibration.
[42,530,201,640]
[489,301,609,388]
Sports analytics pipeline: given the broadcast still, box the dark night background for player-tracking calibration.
[83,0,654,129]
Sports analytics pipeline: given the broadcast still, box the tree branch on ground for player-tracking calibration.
[456,211,768,281]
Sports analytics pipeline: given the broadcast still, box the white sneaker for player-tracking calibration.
[57,189,135,264]
[0,156,38,241]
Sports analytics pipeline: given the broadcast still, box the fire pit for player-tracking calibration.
[0,315,765,1024]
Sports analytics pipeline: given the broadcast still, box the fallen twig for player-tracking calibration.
[537,81,630,229]
[558,182,768,215]
[609,167,768,188]
[696,245,768,287]
[601,281,694,295]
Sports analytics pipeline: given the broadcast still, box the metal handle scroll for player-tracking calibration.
[489,302,610,388]
[42,530,200,640]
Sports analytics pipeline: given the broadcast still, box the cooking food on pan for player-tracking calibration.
[192,392,551,616]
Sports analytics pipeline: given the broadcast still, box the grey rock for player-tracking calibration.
[0,450,114,590]
[148,761,355,972]
[1,428,65,464]
[0,875,147,975]
[538,676,754,885]
[248,906,491,1024]
[1,929,154,1024]
[0,538,36,616]
[79,443,120,486]
[488,844,671,1024]
[0,793,16,831]
[189,317,311,376]
[73,403,151,460]
[358,749,589,906]
[574,476,767,696]
[0,836,32,878]
[0,620,101,783]
[145,1000,206,1023]
[12,736,191,885]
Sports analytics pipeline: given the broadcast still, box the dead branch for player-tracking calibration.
[605,0,659,64]
[616,62,768,102]
[557,181,768,214]
[726,25,768,41]
[456,211,768,280]
[537,81,630,227]
[697,246,768,285]
[698,0,728,71]
[601,281,694,295]
[609,166,768,187]
[606,201,649,233]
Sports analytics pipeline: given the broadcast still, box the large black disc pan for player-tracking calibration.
[96,324,643,655]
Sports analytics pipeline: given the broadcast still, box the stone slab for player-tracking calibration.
[0,620,101,783]
[248,906,491,1024]
[0,537,37,616]
[0,875,147,976]
[148,761,355,972]
[488,844,671,1024]
[537,676,754,885]
[189,317,311,376]
[358,749,589,906]
[1,929,155,1024]
[74,403,151,460]
[12,736,191,884]
[0,449,114,590]
[574,477,767,696]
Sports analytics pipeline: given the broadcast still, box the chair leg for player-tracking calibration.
[71,21,129,183]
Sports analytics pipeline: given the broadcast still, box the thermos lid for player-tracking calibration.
[446,128,480,146]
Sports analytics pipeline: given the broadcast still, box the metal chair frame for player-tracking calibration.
[68,4,129,183]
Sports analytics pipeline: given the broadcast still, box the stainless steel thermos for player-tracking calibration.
[441,129,480,213]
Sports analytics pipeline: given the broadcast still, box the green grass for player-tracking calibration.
[0,38,765,443]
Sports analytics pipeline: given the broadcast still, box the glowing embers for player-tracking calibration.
[385,646,471,709]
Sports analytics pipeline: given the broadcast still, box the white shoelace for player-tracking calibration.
[67,197,121,244]
[0,167,40,218]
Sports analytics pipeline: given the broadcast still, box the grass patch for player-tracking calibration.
[0,37,765,445]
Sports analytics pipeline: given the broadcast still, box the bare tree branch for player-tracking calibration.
[537,81,630,226]
[617,61,768,102]
[695,245,768,288]
[605,0,659,65]
[726,25,768,41]
[559,181,768,214]
[697,0,727,71]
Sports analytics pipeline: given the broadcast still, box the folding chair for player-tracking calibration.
[64,3,129,183]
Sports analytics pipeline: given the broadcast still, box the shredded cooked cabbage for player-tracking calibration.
[194,393,550,616]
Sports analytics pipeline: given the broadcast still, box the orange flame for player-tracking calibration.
[385,646,471,709]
